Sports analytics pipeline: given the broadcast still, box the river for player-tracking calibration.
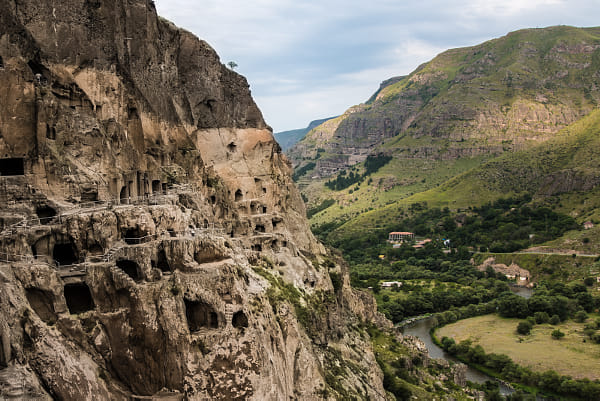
[400,286,534,396]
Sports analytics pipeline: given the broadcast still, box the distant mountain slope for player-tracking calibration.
[290,26,600,180]
[274,117,337,150]
[326,108,600,243]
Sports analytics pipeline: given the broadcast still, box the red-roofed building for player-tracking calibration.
[388,232,414,243]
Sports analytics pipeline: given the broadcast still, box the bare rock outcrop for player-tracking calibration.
[0,1,388,399]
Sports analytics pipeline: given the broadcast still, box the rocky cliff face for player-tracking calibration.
[0,1,390,399]
[289,26,600,178]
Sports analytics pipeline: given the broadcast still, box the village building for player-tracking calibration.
[380,281,403,288]
[388,231,414,243]
[413,238,432,249]
[584,221,594,229]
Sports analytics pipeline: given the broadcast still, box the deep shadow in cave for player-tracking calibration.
[116,259,141,281]
[184,299,218,331]
[53,243,77,266]
[64,283,95,314]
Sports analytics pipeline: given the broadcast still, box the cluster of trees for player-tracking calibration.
[325,154,393,191]
[497,281,598,322]
[292,162,316,181]
[325,169,362,190]
[307,198,335,218]
[439,338,600,399]
[353,257,511,322]
[323,195,578,266]
[396,195,577,252]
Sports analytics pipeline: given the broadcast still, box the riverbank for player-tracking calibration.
[401,316,515,395]
[437,314,600,381]
[429,327,520,393]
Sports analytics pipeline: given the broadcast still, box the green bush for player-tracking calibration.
[574,310,588,323]
[517,321,533,335]
[534,311,549,324]
[551,329,565,340]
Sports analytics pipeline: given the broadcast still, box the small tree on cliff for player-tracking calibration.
[227,61,238,70]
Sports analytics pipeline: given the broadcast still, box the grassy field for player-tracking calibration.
[305,156,488,229]
[437,314,600,380]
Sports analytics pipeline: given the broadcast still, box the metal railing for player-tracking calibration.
[0,188,194,236]
[1,224,227,268]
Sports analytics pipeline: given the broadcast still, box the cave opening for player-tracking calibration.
[0,157,25,176]
[53,243,77,266]
[46,124,56,140]
[64,283,95,314]
[0,55,3,69]
[232,311,249,329]
[81,190,98,202]
[119,186,127,204]
[234,189,243,202]
[25,288,56,324]
[227,142,236,152]
[88,243,104,256]
[184,299,218,331]
[252,244,262,252]
[116,259,141,281]
[210,195,216,204]
[255,225,265,233]
[128,106,139,120]
[194,247,225,264]
[36,205,56,224]
[262,206,267,214]
[152,180,161,193]
[0,339,6,368]
[123,228,146,245]
[157,249,171,272]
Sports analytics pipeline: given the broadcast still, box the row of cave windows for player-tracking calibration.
[42,230,278,267]
[0,160,270,213]
[24,284,248,332]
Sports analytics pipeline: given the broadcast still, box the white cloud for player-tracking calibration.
[155,0,599,131]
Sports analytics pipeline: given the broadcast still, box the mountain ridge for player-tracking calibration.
[274,116,337,150]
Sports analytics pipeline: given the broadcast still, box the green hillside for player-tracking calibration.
[322,108,600,245]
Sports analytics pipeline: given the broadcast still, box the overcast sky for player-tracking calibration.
[156,0,599,132]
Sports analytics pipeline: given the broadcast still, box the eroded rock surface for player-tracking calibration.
[0,1,388,399]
